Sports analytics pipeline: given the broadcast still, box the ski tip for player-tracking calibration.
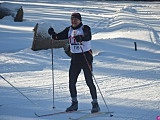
[34,112,40,117]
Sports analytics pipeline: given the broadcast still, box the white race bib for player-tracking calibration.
[70,44,83,53]
[68,26,91,53]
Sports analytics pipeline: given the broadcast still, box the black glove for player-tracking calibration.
[48,27,55,36]
[74,35,83,42]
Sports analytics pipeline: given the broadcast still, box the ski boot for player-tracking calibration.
[91,101,100,113]
[66,101,78,112]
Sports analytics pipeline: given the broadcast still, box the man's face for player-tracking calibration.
[71,18,81,27]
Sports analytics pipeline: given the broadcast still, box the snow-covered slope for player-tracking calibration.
[0,0,160,120]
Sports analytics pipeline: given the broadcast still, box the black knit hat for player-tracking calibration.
[71,13,82,21]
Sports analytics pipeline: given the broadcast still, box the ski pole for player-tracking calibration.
[79,44,113,117]
[51,38,55,109]
[0,75,36,106]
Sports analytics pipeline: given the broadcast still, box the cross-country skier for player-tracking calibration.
[48,12,100,113]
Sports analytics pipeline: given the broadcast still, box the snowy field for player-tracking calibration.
[0,0,160,120]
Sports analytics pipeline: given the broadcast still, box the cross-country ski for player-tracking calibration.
[35,109,88,117]
[35,111,70,117]
[69,111,114,120]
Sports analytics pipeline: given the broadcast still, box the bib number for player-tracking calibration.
[71,44,83,53]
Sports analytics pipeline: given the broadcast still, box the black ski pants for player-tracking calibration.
[69,60,97,100]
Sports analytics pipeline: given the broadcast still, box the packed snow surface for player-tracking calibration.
[0,0,160,120]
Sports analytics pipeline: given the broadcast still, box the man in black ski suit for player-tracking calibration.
[48,12,100,113]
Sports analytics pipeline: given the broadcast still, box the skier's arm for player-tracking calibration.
[74,25,91,42]
[82,25,92,41]
[48,27,70,40]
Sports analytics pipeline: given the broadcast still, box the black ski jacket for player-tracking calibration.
[53,22,93,64]
[53,22,91,42]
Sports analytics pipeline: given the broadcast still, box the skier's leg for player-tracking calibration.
[69,63,81,99]
[66,63,81,112]
[83,63,100,113]
[83,63,97,99]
